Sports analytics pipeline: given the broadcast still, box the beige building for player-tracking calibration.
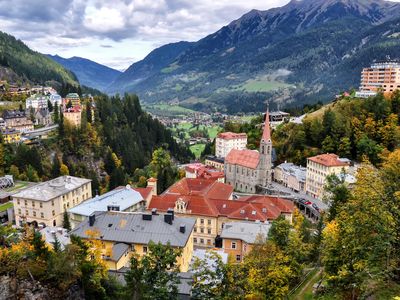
[71,211,195,272]
[12,176,92,227]
[216,132,247,158]
[2,110,34,133]
[205,156,225,171]
[356,61,400,98]
[306,154,350,199]
[64,105,82,127]
[274,162,306,193]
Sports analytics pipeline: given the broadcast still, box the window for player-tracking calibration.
[236,255,241,262]
[207,219,211,225]
[39,202,43,208]
[143,246,148,253]
[231,242,237,249]
[51,200,54,206]
[25,210,29,216]
[200,219,204,225]
[207,239,211,245]
[17,199,20,205]
[41,212,44,218]
[200,228,204,233]
[194,227,197,233]
[18,209,21,215]
[52,210,55,216]
[33,211,36,217]
[193,238,197,243]
[32,201,35,207]
[200,239,204,244]
[207,228,211,234]
[24,200,27,206]
[243,244,247,253]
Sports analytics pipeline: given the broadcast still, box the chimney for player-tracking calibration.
[179,224,186,233]
[89,214,96,226]
[147,178,158,196]
[142,214,152,221]
[151,208,158,215]
[167,208,174,220]
[164,214,173,225]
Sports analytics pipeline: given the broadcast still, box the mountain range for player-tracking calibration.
[104,0,400,112]
[47,55,121,92]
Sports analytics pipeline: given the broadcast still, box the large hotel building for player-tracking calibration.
[356,61,400,98]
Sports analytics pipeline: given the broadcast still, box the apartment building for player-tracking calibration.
[274,162,307,193]
[64,105,81,127]
[68,185,146,228]
[71,211,195,271]
[306,154,350,199]
[220,221,271,263]
[12,176,92,227]
[216,132,247,158]
[356,60,400,98]
[64,93,81,107]
[2,110,34,133]
[26,95,48,110]
[148,178,294,248]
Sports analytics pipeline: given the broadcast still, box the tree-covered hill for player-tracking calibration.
[0,31,78,86]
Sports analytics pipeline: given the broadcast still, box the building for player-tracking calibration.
[34,109,52,126]
[2,110,34,133]
[71,211,195,272]
[306,154,350,199]
[40,227,71,250]
[220,221,271,263]
[356,60,400,98]
[225,109,272,193]
[269,111,290,128]
[274,162,307,193]
[64,105,81,127]
[49,93,62,107]
[215,132,247,158]
[148,178,294,248]
[185,163,225,183]
[64,93,81,107]
[1,128,21,144]
[205,155,225,171]
[26,95,48,110]
[12,176,92,227]
[68,185,146,228]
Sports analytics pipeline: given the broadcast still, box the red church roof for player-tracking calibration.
[262,109,271,142]
[225,149,260,169]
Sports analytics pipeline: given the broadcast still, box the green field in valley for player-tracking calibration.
[190,144,206,159]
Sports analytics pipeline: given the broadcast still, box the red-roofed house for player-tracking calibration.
[224,109,273,193]
[306,153,351,199]
[64,105,82,127]
[185,163,225,182]
[148,177,294,248]
[216,132,247,158]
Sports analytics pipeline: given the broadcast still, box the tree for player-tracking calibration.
[63,211,71,231]
[54,102,59,123]
[66,100,73,109]
[60,163,70,176]
[26,165,39,182]
[324,173,350,221]
[51,155,61,178]
[47,99,53,112]
[268,216,291,250]
[9,165,19,179]
[0,143,5,176]
[124,241,181,300]
[52,236,62,252]
[31,229,49,259]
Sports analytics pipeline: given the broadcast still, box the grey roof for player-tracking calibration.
[71,211,196,248]
[220,221,271,244]
[12,176,91,201]
[69,185,144,217]
[40,227,71,250]
[110,243,130,261]
[276,162,306,182]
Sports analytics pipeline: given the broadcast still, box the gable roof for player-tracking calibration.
[225,149,260,169]
[220,221,271,244]
[217,132,247,140]
[308,153,349,167]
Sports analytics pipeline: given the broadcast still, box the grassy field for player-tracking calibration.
[161,63,180,73]
[170,123,222,140]
[289,268,321,300]
[240,79,292,92]
[190,144,206,159]
[144,104,196,117]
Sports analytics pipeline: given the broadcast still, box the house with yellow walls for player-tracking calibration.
[70,211,195,272]
[1,128,21,144]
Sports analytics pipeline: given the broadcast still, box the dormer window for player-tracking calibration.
[240,209,245,214]
[252,210,256,215]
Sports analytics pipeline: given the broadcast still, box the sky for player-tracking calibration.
[0,0,293,70]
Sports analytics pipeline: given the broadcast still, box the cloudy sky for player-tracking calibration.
[0,0,294,70]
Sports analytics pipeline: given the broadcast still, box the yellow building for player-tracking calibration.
[306,153,350,199]
[70,211,195,272]
[64,93,81,107]
[12,176,92,227]
[1,129,21,144]
[64,106,82,127]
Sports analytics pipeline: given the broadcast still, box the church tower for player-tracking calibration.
[258,107,273,186]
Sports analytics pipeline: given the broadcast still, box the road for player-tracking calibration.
[23,124,58,138]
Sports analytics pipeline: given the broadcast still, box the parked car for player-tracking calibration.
[312,203,320,211]
[304,201,312,205]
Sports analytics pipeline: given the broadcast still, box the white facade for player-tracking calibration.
[216,132,247,158]
[26,96,48,110]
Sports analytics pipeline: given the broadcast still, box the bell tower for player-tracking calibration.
[259,105,272,186]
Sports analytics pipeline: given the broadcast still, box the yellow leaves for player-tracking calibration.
[111,152,121,168]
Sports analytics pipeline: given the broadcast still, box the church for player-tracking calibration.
[225,109,272,193]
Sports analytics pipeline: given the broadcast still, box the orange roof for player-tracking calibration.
[148,178,294,221]
[217,132,247,140]
[147,177,157,182]
[225,149,260,169]
[133,187,153,200]
[308,154,349,167]
[262,109,271,142]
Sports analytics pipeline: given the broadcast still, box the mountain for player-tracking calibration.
[0,31,78,86]
[108,0,400,113]
[48,55,121,92]
[108,41,193,93]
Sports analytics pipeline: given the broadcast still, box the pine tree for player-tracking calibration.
[52,235,62,252]
[63,211,71,231]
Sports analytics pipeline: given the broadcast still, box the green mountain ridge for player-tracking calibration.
[0,31,78,87]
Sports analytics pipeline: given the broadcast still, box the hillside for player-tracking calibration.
[0,31,78,86]
[108,0,400,113]
[48,55,121,92]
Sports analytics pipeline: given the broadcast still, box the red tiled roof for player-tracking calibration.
[308,153,349,167]
[225,149,260,169]
[217,132,247,140]
[185,163,205,173]
[165,178,233,199]
[133,187,153,200]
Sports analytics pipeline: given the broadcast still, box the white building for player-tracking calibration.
[274,162,307,193]
[26,95,48,110]
[216,132,247,158]
[49,94,62,107]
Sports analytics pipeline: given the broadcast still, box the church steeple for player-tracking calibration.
[258,103,273,186]
[262,107,271,143]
